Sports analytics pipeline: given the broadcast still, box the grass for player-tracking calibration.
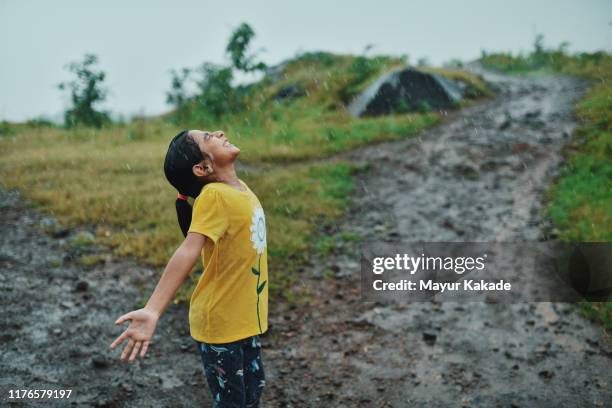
[0,51,490,304]
[0,129,360,302]
[418,66,493,100]
[480,44,611,331]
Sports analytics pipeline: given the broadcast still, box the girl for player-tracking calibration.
[110,129,269,407]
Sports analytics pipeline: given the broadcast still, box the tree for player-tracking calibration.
[167,22,266,122]
[195,63,240,118]
[225,23,267,73]
[58,54,110,128]
[531,33,547,68]
[166,68,192,123]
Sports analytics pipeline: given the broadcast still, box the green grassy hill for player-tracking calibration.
[0,52,491,303]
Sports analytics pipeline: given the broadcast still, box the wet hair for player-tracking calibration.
[163,130,212,237]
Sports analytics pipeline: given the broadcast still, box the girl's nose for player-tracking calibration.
[215,130,224,138]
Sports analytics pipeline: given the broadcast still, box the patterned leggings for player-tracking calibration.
[195,335,266,408]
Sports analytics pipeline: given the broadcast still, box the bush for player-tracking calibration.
[166,22,265,122]
[195,63,242,119]
[166,68,192,124]
[58,54,111,128]
[226,22,267,73]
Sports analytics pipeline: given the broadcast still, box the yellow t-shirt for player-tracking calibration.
[187,179,268,344]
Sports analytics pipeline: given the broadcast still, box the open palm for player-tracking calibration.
[110,308,159,362]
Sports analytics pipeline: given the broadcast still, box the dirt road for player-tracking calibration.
[263,64,611,407]
[1,64,609,407]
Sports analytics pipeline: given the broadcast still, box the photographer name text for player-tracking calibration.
[373,279,512,292]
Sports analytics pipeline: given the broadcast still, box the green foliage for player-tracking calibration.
[58,54,110,128]
[579,302,612,332]
[19,118,58,128]
[0,120,15,136]
[225,22,267,73]
[340,54,395,103]
[315,235,338,256]
[548,150,612,241]
[194,63,241,119]
[480,33,607,75]
[126,116,147,141]
[292,51,338,68]
[167,21,267,122]
[166,68,192,124]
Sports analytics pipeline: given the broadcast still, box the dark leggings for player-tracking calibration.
[195,335,265,408]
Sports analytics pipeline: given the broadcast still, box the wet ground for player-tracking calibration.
[263,64,611,407]
[1,64,610,407]
[0,189,212,407]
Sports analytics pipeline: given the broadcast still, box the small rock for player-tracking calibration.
[273,82,306,101]
[60,301,74,309]
[423,332,437,345]
[498,119,511,130]
[75,280,89,292]
[120,383,133,393]
[92,355,110,369]
[373,225,386,234]
[538,370,554,380]
[51,228,70,238]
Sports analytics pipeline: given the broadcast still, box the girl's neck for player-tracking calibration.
[213,164,243,189]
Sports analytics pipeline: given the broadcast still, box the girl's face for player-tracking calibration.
[192,129,240,166]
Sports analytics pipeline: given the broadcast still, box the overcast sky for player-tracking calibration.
[1,0,610,122]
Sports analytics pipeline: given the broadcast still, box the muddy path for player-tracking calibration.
[263,64,611,407]
[0,64,609,408]
[0,189,218,407]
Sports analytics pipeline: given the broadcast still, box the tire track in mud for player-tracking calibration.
[263,65,611,407]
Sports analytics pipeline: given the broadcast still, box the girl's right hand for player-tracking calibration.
[110,308,159,362]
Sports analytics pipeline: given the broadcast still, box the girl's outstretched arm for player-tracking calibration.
[109,232,206,362]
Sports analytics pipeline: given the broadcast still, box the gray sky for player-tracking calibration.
[1,0,610,122]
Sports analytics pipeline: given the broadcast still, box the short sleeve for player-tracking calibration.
[188,187,229,243]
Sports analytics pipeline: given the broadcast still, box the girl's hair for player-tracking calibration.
[163,129,212,237]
